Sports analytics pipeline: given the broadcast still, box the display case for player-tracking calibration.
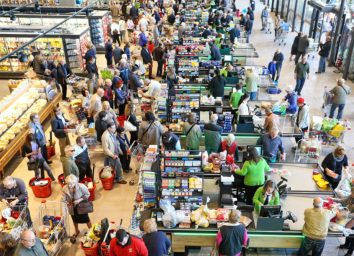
[161,150,203,210]
[88,10,110,52]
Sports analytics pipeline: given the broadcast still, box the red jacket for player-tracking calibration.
[109,237,148,256]
[221,141,237,155]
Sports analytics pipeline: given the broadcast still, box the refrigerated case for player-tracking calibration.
[0,26,90,78]
[88,10,110,53]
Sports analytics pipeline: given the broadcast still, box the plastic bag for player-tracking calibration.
[160,199,179,228]
[329,124,345,138]
[311,116,323,131]
[100,166,113,179]
[322,118,337,132]
[334,171,352,198]
[202,151,209,166]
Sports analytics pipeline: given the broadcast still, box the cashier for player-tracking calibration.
[257,127,285,162]
[321,146,349,189]
[253,180,280,213]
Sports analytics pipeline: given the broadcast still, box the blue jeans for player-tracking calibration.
[295,78,306,95]
[104,156,122,182]
[329,103,345,120]
[318,56,327,73]
[297,237,325,256]
[249,91,257,100]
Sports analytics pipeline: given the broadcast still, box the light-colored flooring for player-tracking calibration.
[1,0,354,255]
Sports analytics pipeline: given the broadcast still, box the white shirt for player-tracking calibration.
[73,144,88,158]
[118,20,126,31]
[111,22,120,35]
[135,59,146,76]
[238,102,250,116]
[146,80,161,98]
[139,18,149,32]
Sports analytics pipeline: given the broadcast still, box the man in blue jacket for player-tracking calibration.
[272,49,284,81]
[141,44,153,78]
[51,106,71,157]
[210,41,221,61]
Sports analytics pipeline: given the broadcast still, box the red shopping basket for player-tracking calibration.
[99,169,115,190]
[81,242,99,256]
[58,174,66,188]
[117,115,126,127]
[80,178,96,201]
[29,178,52,198]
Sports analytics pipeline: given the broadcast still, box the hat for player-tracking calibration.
[285,85,294,92]
[116,229,128,242]
[297,97,305,104]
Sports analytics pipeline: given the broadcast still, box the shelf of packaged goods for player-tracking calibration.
[0,92,62,177]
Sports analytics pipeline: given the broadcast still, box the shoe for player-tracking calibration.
[339,244,349,249]
[47,160,53,164]
[315,72,321,74]
[118,180,127,184]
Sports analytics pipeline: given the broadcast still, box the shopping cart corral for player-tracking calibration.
[35,200,70,256]
[0,202,30,240]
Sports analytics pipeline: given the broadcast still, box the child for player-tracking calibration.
[268,60,277,81]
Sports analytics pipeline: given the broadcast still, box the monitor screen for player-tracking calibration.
[224,55,232,62]
[260,205,281,218]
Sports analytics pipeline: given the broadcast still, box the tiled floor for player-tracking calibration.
[1,0,354,255]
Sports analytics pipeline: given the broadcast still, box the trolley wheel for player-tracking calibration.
[70,237,77,243]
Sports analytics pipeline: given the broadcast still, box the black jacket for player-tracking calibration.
[51,115,68,139]
[202,29,212,39]
[128,72,143,92]
[95,118,108,143]
[208,76,226,98]
[130,6,138,19]
[153,47,164,61]
[272,52,284,68]
[56,64,72,85]
[105,42,113,58]
[86,62,98,79]
[141,48,152,64]
[319,41,331,58]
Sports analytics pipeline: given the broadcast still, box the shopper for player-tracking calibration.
[264,108,279,133]
[253,180,280,213]
[105,38,114,68]
[321,146,349,189]
[267,60,277,82]
[210,41,222,61]
[57,59,72,101]
[290,33,302,61]
[166,66,178,97]
[84,43,96,64]
[109,229,148,256]
[73,136,93,181]
[125,103,140,144]
[295,97,310,143]
[23,133,55,181]
[129,66,144,96]
[202,25,212,39]
[95,111,109,143]
[61,174,92,239]
[0,176,32,227]
[103,79,114,108]
[272,49,284,81]
[294,56,310,96]
[221,134,238,162]
[183,113,202,150]
[178,22,186,43]
[162,131,181,150]
[261,6,269,31]
[245,68,258,100]
[111,21,121,45]
[316,36,331,74]
[274,15,281,41]
[247,7,254,32]
[230,84,244,124]
[229,24,241,44]
[51,106,71,157]
[62,145,80,178]
[142,218,171,256]
[298,197,336,256]
[216,209,248,256]
[116,126,131,173]
[257,127,285,163]
[88,88,104,122]
[102,101,119,128]
[140,79,162,100]
[141,44,153,78]
[86,57,99,94]
[138,111,164,147]
[114,80,127,115]
[153,44,165,77]
[113,44,123,66]
[0,232,16,255]
[208,69,226,98]
[283,85,298,114]
[153,24,160,46]
[295,34,309,64]
[329,78,351,120]
[29,113,51,164]
[102,122,126,184]
[14,229,48,256]
[124,43,131,62]
[204,114,223,154]
[81,89,91,113]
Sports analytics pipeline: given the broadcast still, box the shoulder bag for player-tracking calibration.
[186,124,196,136]
[76,185,93,215]
[339,85,350,95]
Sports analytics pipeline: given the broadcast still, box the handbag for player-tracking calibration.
[76,199,94,215]
[27,160,38,171]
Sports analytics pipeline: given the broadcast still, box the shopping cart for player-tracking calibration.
[35,200,70,255]
[308,42,319,60]
[264,18,273,34]
[0,202,30,241]
[100,219,122,256]
[275,23,290,46]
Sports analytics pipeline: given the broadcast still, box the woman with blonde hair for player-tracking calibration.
[142,218,171,256]
[321,145,349,189]
[61,174,92,238]
[102,101,119,128]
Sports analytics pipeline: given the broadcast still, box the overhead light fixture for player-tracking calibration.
[10,12,16,21]
[34,2,40,12]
